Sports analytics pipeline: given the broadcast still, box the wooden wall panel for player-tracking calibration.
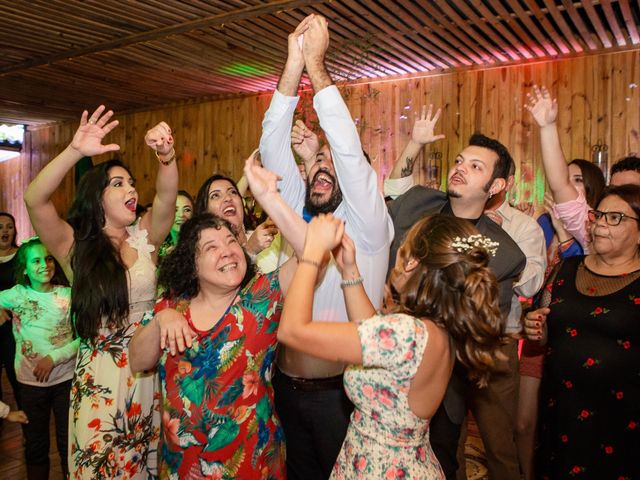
[1,49,639,241]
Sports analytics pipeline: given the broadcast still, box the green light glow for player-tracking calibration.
[219,62,273,78]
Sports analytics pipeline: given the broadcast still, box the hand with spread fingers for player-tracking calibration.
[412,104,446,146]
[70,105,120,157]
[291,119,320,165]
[525,85,558,128]
[523,307,550,344]
[145,121,175,156]
[156,309,195,356]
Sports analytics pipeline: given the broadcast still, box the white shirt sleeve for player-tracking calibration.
[383,176,416,199]
[0,400,9,419]
[259,90,306,213]
[314,86,394,253]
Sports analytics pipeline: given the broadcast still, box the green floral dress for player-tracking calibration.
[331,313,444,479]
[155,271,285,479]
[69,224,161,479]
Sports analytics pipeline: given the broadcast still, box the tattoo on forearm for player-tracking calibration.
[400,157,416,178]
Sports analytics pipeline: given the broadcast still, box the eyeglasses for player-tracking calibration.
[588,209,640,226]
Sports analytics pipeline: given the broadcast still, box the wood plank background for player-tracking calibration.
[1,49,639,241]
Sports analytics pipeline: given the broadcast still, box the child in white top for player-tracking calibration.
[0,237,76,478]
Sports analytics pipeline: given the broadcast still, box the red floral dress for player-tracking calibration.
[155,271,285,480]
[538,256,640,479]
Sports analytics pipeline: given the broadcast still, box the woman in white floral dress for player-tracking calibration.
[24,106,178,479]
[275,213,505,479]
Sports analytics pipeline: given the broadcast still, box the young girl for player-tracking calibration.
[0,237,77,479]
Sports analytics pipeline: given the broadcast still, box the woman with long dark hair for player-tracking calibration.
[24,107,178,479]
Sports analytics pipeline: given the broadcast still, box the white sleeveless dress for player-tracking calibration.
[69,224,161,479]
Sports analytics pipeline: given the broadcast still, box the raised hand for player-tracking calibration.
[0,309,9,326]
[145,121,174,156]
[304,214,344,260]
[287,14,314,69]
[525,85,558,128]
[412,105,445,145]
[70,105,120,157]
[244,149,280,199]
[247,219,278,255]
[302,14,330,63]
[514,201,535,217]
[291,120,320,163]
[156,308,195,356]
[523,307,550,344]
[332,233,357,275]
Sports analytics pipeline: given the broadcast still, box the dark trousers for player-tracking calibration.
[430,341,521,480]
[0,323,21,408]
[20,379,71,477]
[273,368,353,480]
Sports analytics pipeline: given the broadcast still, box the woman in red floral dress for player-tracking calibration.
[131,212,299,479]
[525,185,640,479]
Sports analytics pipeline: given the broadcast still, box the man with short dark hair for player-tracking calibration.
[389,133,526,480]
[610,155,640,186]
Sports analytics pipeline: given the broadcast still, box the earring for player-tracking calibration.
[489,192,494,199]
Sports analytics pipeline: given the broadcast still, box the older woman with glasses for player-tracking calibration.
[524,184,640,480]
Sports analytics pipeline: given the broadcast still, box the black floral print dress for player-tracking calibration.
[538,256,640,479]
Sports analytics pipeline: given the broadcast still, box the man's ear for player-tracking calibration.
[489,177,507,197]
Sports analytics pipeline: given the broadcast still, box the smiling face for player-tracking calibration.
[568,163,587,199]
[447,146,500,204]
[0,215,16,251]
[24,243,55,290]
[102,166,138,228]
[172,194,194,234]
[305,145,343,215]
[206,179,244,229]
[590,194,640,259]
[195,226,247,293]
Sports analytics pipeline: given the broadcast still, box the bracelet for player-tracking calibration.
[558,237,574,246]
[156,148,176,166]
[340,276,364,288]
[299,257,321,268]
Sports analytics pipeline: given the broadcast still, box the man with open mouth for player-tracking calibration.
[259,14,394,480]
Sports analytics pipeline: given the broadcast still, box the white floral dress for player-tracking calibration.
[331,313,445,480]
[69,224,161,479]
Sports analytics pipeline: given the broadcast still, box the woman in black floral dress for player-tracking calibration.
[525,185,640,479]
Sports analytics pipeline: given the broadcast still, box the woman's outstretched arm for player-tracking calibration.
[24,106,120,271]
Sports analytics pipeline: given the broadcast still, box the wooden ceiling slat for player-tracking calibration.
[581,0,613,48]
[327,2,436,72]
[519,0,572,54]
[618,0,640,45]
[368,1,475,67]
[359,0,459,68]
[0,0,632,124]
[418,2,497,64]
[485,0,545,57]
[540,0,584,53]
[600,0,628,46]
[472,1,536,59]
[433,0,512,62]
[0,0,330,75]
[306,5,411,76]
[399,1,484,65]
[560,0,600,50]
[334,1,440,71]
